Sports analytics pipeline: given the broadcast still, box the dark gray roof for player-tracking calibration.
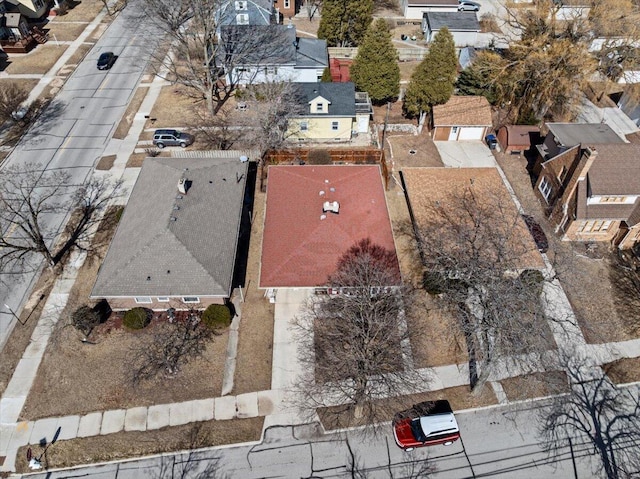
[91,157,248,298]
[546,123,626,147]
[295,37,328,68]
[216,0,274,26]
[220,25,327,68]
[424,12,480,32]
[292,82,356,117]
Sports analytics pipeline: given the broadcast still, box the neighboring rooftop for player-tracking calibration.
[402,167,545,270]
[408,0,458,5]
[91,157,248,298]
[423,12,480,31]
[216,0,274,26]
[433,95,492,127]
[546,123,626,147]
[293,82,358,117]
[260,165,399,288]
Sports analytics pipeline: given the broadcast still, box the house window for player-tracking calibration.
[135,297,152,304]
[157,297,170,302]
[33,0,44,9]
[236,13,249,24]
[235,0,247,10]
[331,121,339,131]
[266,66,277,75]
[600,196,628,203]
[182,297,200,303]
[538,177,553,201]
[284,0,290,7]
[316,103,324,112]
[558,166,568,183]
[452,126,459,134]
[300,121,308,131]
[577,220,612,233]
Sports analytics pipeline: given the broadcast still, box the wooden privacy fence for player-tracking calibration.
[261,148,389,191]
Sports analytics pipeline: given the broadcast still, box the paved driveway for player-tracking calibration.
[434,141,497,168]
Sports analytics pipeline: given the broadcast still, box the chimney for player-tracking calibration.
[577,146,597,182]
[323,201,339,214]
[178,177,188,195]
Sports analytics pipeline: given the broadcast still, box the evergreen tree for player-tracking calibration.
[350,18,400,104]
[456,66,497,104]
[317,0,373,47]
[403,27,457,120]
[321,66,333,82]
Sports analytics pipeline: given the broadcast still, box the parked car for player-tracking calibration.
[152,129,195,149]
[393,400,460,451]
[97,52,117,70]
[522,214,549,253]
[458,0,480,10]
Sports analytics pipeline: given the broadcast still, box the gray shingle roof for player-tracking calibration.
[217,0,274,26]
[546,123,626,147]
[295,37,328,68]
[91,157,248,298]
[424,12,480,32]
[292,82,356,117]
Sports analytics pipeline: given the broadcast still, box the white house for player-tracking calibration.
[400,0,459,20]
[422,12,480,47]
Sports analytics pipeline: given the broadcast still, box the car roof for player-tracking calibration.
[418,413,459,437]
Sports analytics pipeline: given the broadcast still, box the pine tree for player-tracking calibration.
[350,18,400,104]
[317,0,373,47]
[403,27,457,120]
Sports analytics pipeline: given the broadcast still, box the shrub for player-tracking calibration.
[123,307,152,330]
[72,305,101,336]
[520,269,545,295]
[201,304,232,331]
[307,149,332,165]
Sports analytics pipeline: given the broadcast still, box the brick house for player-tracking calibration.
[533,123,640,248]
[91,156,251,310]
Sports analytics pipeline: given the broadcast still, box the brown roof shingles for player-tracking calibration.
[260,165,399,288]
[432,95,493,127]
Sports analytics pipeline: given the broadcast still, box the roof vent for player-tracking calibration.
[170,216,177,222]
[320,214,327,220]
[319,190,325,196]
[323,201,339,214]
[178,177,188,195]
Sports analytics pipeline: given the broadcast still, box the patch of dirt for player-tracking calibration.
[398,60,421,82]
[147,84,205,129]
[319,384,497,431]
[4,44,68,75]
[113,86,148,139]
[479,14,502,33]
[290,16,319,37]
[15,418,264,473]
[500,371,569,401]
[95,155,116,170]
[52,0,105,22]
[46,21,86,41]
[373,100,408,125]
[233,185,274,394]
[604,357,640,385]
[407,294,468,368]
[63,43,93,70]
[126,152,149,168]
[0,271,55,397]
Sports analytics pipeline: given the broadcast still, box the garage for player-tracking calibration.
[457,126,486,140]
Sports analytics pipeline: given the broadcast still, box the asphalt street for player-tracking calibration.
[0,1,161,349]
[17,404,604,479]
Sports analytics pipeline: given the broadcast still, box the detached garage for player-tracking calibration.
[432,96,492,141]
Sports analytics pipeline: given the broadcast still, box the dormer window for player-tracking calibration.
[316,103,324,112]
[236,13,249,24]
[235,1,247,10]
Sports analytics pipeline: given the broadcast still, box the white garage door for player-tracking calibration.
[458,127,485,140]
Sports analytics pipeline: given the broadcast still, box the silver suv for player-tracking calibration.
[152,129,194,149]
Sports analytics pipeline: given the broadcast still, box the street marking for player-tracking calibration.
[60,137,71,150]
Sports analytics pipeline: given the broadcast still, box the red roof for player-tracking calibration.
[330,58,352,82]
[260,165,398,288]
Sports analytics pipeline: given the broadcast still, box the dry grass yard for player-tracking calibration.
[147,85,204,128]
[500,371,569,402]
[603,357,640,385]
[4,44,68,75]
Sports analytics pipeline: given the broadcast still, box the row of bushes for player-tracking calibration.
[122,304,233,331]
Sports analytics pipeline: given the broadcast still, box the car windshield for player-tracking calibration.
[410,418,427,442]
[99,54,109,61]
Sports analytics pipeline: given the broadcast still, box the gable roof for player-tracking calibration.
[292,82,356,117]
[588,143,640,195]
[217,0,274,26]
[545,123,626,147]
[91,157,248,298]
[260,165,399,288]
[432,95,492,127]
[402,167,545,270]
[424,12,480,32]
[220,25,327,68]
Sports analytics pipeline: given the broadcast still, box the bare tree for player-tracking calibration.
[408,187,557,392]
[0,83,28,125]
[294,238,425,432]
[189,107,242,150]
[128,314,214,385]
[0,163,123,276]
[143,0,291,116]
[538,349,640,479]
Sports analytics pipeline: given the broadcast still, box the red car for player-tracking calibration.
[393,400,460,451]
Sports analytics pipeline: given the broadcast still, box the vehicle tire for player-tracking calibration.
[156,143,165,149]
[180,142,187,148]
